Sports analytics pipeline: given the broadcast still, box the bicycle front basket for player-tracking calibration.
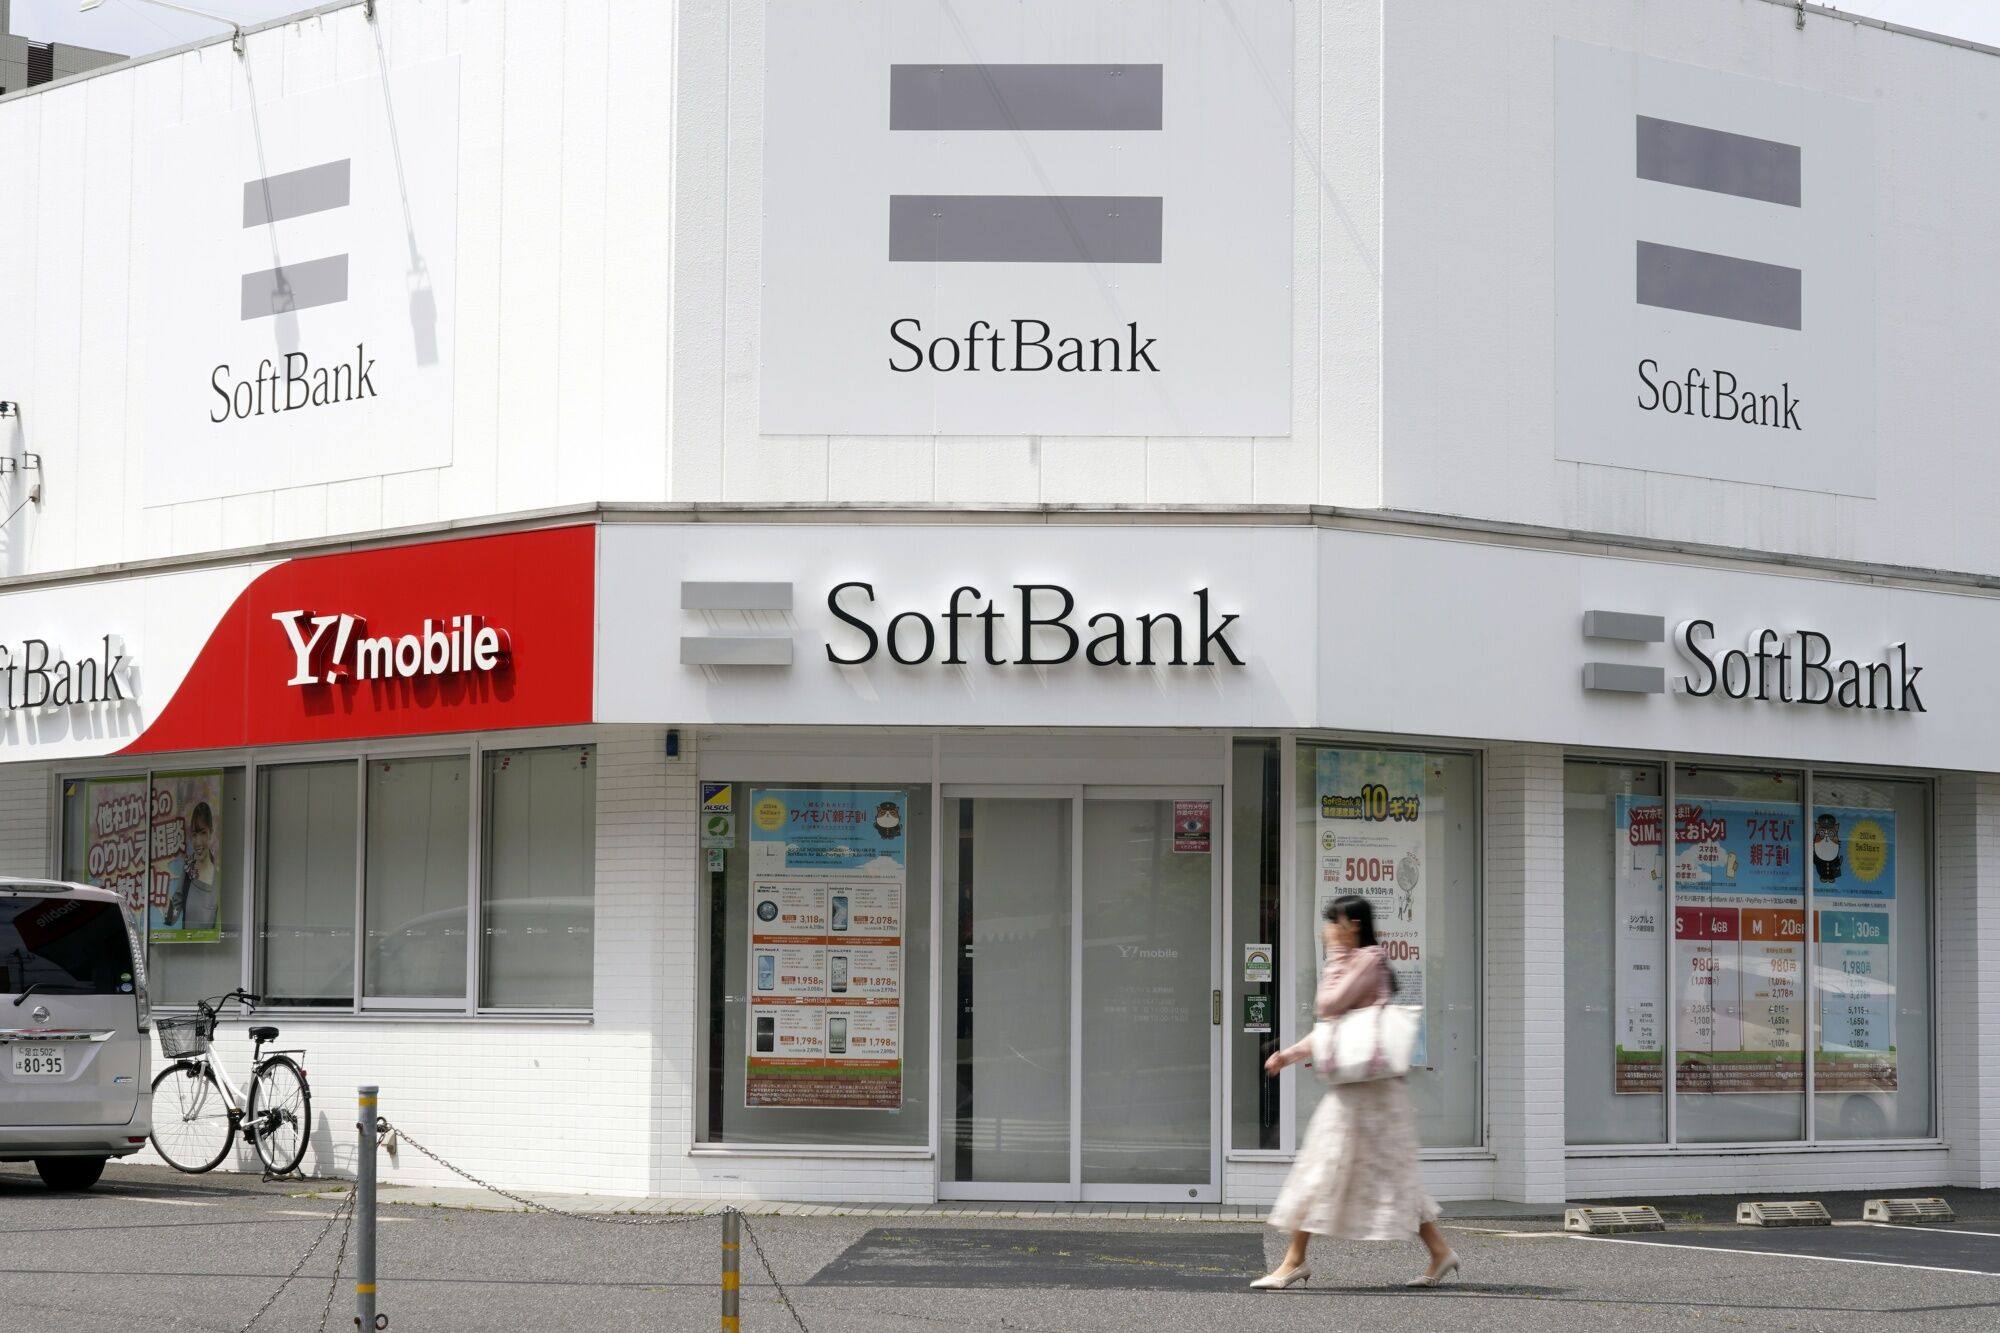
[156,1015,212,1059]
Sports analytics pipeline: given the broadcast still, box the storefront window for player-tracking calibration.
[1563,761,1667,1144]
[1565,762,1932,1146]
[257,762,360,1007]
[481,746,595,1009]
[60,769,247,1007]
[1810,775,1932,1142]
[1674,765,1806,1144]
[698,782,930,1147]
[1294,744,1481,1149]
[1230,738,1281,1151]
[363,756,471,1003]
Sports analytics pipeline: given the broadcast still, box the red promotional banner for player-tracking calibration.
[120,526,594,754]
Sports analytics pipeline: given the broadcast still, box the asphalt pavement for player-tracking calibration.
[4,1163,2000,1331]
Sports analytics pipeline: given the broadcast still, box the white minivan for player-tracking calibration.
[0,879,153,1190]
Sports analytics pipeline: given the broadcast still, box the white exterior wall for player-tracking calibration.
[669,0,1383,509]
[1382,0,2000,572]
[1937,774,2000,1189]
[1485,744,1566,1204]
[0,0,678,580]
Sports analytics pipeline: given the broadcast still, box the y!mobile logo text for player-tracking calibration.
[271,611,511,688]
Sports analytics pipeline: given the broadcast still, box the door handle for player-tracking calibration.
[1212,989,1222,1026]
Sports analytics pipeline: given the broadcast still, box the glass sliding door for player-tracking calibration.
[1079,795,1217,1197]
[941,793,1074,1195]
[941,787,1220,1202]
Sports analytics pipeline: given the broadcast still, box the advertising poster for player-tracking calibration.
[148,772,225,945]
[1315,751,1428,1065]
[1611,796,1667,1091]
[1612,797,1896,1094]
[83,778,150,919]
[745,789,907,1109]
[1812,807,1898,1091]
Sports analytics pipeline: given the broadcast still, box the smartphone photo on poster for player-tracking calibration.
[755,953,775,992]
[831,894,850,932]
[828,1016,848,1055]
[754,1016,775,1053]
[830,954,849,993]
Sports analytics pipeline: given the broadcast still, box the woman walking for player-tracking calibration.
[1251,895,1459,1290]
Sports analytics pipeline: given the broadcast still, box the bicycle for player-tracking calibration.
[149,988,313,1176]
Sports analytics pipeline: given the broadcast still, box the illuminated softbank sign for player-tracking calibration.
[0,637,134,711]
[1581,611,1924,713]
[679,581,1244,669]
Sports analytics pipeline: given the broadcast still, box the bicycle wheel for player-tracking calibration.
[149,1063,235,1173]
[247,1055,312,1176]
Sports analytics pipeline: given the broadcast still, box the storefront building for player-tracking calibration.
[6,0,2000,1205]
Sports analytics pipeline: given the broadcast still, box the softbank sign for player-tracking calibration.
[1580,611,1924,714]
[141,61,461,505]
[272,612,510,688]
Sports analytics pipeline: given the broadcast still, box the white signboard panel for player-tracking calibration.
[138,60,461,504]
[1555,41,1875,495]
[760,0,1294,437]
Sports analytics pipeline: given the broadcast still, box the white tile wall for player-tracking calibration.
[1484,744,1567,1204]
[1937,774,2000,1188]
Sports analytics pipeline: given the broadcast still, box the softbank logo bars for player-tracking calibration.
[680,583,795,667]
[241,159,351,321]
[212,158,377,423]
[887,65,1163,264]
[1634,117,1802,332]
[1581,611,1925,714]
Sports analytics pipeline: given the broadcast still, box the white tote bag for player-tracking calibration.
[1309,1004,1422,1085]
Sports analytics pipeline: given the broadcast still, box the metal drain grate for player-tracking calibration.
[1736,1200,1832,1227]
[1862,1197,1955,1224]
[1565,1205,1666,1234]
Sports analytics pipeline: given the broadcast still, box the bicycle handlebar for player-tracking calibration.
[195,988,262,1019]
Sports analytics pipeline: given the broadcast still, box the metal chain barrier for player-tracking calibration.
[347,1119,815,1329]
[316,1188,360,1333]
[739,1213,811,1333]
[236,1190,355,1333]
[379,1120,707,1228]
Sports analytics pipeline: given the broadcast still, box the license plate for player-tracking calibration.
[11,1045,65,1077]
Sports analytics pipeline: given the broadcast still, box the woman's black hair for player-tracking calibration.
[1322,895,1399,994]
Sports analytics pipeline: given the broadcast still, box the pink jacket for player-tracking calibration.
[1275,944,1391,1068]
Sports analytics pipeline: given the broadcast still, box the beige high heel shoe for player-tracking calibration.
[1405,1251,1461,1287]
[1249,1264,1311,1290]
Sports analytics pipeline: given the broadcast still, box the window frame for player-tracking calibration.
[1224,731,1489,1164]
[1561,745,1942,1151]
[53,728,599,1020]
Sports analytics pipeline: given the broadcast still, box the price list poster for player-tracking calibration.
[745,789,907,1109]
[1613,796,1895,1095]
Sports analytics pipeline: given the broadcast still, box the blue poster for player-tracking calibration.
[748,789,908,875]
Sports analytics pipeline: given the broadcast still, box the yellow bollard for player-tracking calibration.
[721,1208,740,1332]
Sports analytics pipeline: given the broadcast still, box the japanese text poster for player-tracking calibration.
[1315,751,1428,1064]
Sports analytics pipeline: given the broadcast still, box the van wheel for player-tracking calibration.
[34,1157,107,1191]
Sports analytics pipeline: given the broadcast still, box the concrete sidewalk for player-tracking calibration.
[311,1180,1561,1224]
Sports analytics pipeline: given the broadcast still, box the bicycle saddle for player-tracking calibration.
[248,1025,280,1042]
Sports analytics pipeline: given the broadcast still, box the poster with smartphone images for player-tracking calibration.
[745,789,906,1109]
